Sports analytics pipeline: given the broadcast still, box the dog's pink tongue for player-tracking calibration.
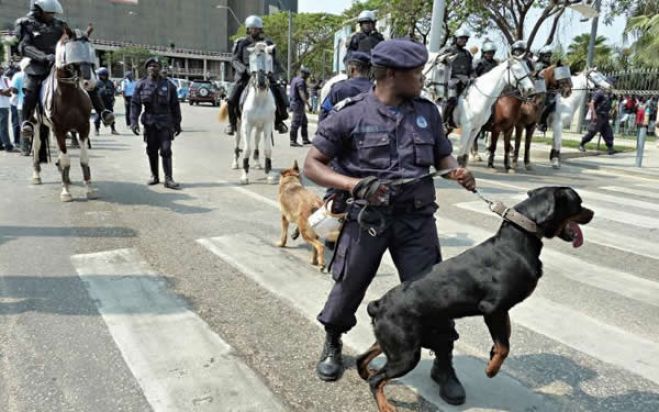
[570,222,584,248]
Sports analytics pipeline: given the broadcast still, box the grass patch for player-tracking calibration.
[531,136,636,153]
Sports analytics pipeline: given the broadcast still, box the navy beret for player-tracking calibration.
[371,39,428,69]
[345,51,371,65]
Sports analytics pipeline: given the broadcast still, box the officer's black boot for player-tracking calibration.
[162,157,180,189]
[147,154,159,185]
[225,104,237,135]
[316,329,344,381]
[430,341,466,405]
[21,89,39,140]
[290,130,301,147]
[301,129,311,145]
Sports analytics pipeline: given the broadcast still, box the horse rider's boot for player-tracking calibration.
[225,123,236,136]
[147,154,160,185]
[101,110,115,126]
[316,329,344,381]
[276,121,289,134]
[431,341,466,405]
[21,121,35,140]
[162,157,180,190]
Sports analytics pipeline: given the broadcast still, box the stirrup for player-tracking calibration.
[21,122,35,139]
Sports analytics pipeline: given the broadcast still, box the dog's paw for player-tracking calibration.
[485,362,501,378]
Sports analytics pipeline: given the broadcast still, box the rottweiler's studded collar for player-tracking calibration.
[473,190,542,238]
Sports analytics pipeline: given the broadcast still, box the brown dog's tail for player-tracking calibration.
[218,100,229,123]
[367,299,381,318]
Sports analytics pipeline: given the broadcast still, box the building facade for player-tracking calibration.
[1,0,297,79]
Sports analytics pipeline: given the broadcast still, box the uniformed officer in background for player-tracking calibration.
[130,57,182,189]
[225,15,289,136]
[440,28,473,129]
[347,10,385,53]
[14,0,114,140]
[579,80,616,155]
[511,40,534,73]
[534,45,553,73]
[474,41,498,77]
[288,67,312,147]
[93,67,118,136]
[304,39,476,406]
[319,51,372,122]
[535,45,556,132]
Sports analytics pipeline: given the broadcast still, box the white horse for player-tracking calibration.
[319,73,347,105]
[220,42,277,185]
[436,57,536,166]
[549,68,613,168]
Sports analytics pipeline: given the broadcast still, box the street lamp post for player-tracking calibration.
[215,5,242,27]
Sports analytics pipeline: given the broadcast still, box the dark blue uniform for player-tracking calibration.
[130,76,182,182]
[319,77,372,122]
[94,78,115,130]
[581,89,614,148]
[314,89,456,342]
[289,75,309,144]
[347,30,385,53]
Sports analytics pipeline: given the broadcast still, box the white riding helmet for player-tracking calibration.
[357,10,376,23]
[539,45,553,55]
[32,0,63,14]
[482,42,497,53]
[245,15,263,29]
[454,28,470,38]
[511,40,526,51]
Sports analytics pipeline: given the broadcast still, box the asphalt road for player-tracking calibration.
[1,103,658,412]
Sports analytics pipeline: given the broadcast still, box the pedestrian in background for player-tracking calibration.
[0,66,14,152]
[94,67,118,135]
[121,71,136,128]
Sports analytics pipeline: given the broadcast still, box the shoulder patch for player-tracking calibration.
[333,94,365,112]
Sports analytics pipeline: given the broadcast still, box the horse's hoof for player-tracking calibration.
[240,177,249,185]
[471,153,483,162]
[231,161,239,170]
[60,193,73,202]
[525,163,533,171]
[86,190,98,200]
[266,175,277,185]
[551,158,560,169]
[32,177,42,185]
[254,164,262,170]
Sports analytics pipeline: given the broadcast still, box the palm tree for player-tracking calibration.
[624,14,659,68]
[565,34,613,73]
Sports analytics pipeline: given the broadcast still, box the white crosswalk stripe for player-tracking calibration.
[601,186,659,201]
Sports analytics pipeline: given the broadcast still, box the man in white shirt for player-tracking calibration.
[9,66,25,152]
[0,65,15,152]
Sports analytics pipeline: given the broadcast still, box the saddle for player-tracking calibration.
[40,67,58,120]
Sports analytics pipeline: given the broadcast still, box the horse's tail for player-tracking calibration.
[218,100,229,123]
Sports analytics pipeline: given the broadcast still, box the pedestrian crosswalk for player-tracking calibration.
[71,178,659,411]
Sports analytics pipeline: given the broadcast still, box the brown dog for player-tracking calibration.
[277,161,326,269]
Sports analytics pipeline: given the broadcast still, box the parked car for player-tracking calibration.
[212,80,235,100]
[171,78,190,101]
[189,80,221,106]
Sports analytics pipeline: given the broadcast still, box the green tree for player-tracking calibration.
[623,1,659,68]
[565,34,612,72]
[106,46,154,77]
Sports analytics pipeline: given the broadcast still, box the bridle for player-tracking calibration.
[470,58,532,100]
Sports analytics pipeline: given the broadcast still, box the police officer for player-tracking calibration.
[440,28,473,128]
[289,67,312,147]
[511,40,534,73]
[347,10,385,53]
[130,57,182,189]
[14,0,113,140]
[121,71,136,127]
[303,39,476,406]
[225,15,288,136]
[94,67,118,136]
[579,81,615,155]
[474,41,498,77]
[535,45,553,73]
[535,45,555,132]
[319,51,372,122]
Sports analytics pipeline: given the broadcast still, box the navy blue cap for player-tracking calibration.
[370,39,428,69]
[345,51,371,65]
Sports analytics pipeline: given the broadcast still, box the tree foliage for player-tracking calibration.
[623,0,659,68]
[105,46,155,77]
[565,33,612,72]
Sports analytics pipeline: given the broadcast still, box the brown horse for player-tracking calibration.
[512,65,572,171]
[31,26,97,202]
[484,91,526,170]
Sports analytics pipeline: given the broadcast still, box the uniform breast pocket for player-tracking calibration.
[357,133,391,169]
[413,132,435,166]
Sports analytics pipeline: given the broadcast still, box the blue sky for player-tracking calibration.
[298,0,628,51]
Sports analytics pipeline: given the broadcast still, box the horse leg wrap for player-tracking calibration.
[243,158,250,174]
[265,158,272,174]
[62,166,71,185]
[253,149,259,161]
[82,164,91,182]
[234,147,242,159]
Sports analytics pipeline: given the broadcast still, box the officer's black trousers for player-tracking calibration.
[289,103,308,142]
[581,116,614,147]
[145,126,173,177]
[318,208,459,347]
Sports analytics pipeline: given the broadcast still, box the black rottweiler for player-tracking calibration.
[356,187,594,412]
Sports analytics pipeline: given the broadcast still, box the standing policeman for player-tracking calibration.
[579,81,616,155]
[304,39,476,406]
[319,51,372,122]
[288,67,312,147]
[130,57,182,189]
[347,11,385,53]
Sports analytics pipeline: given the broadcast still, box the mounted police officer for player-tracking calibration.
[319,51,372,122]
[130,57,182,190]
[534,45,553,73]
[303,39,476,406]
[224,15,288,136]
[535,45,555,132]
[511,40,534,73]
[347,10,385,53]
[94,67,118,136]
[579,80,615,155]
[440,28,473,128]
[474,41,498,77]
[14,0,114,140]
[288,66,312,147]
